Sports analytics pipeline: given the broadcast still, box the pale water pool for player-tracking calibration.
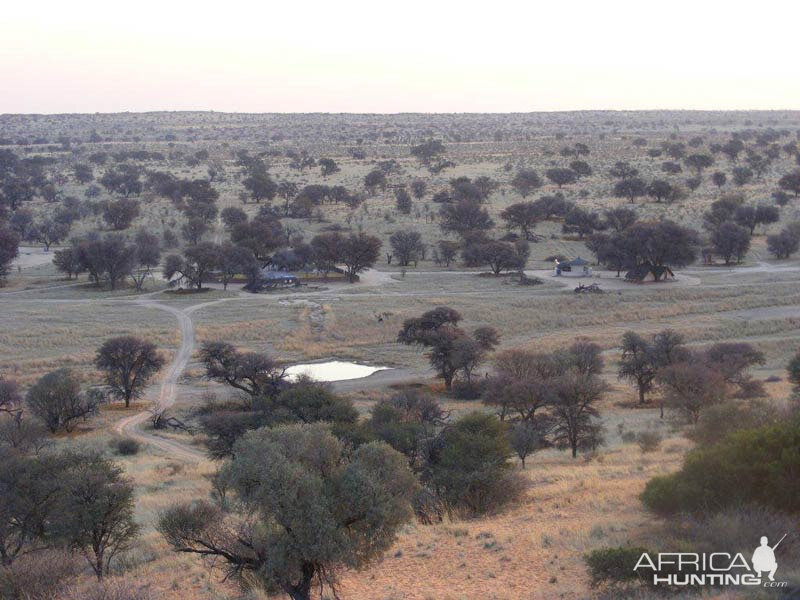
[285,360,390,382]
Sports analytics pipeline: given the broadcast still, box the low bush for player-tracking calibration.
[451,379,484,400]
[680,505,798,562]
[0,549,83,600]
[584,546,651,587]
[112,437,141,456]
[641,417,800,515]
[687,399,777,447]
[636,431,662,453]
[428,412,525,516]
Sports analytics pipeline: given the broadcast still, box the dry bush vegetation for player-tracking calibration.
[2,111,800,599]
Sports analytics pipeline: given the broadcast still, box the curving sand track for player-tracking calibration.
[112,299,205,461]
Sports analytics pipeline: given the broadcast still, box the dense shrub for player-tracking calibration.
[687,399,777,447]
[584,546,651,587]
[680,505,799,562]
[451,379,483,400]
[636,431,662,453]
[641,417,800,514]
[112,437,141,456]
[428,412,524,516]
[0,549,83,600]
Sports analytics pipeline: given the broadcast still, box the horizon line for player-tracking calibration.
[4,108,800,118]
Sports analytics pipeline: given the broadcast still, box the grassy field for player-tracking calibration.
[2,111,800,599]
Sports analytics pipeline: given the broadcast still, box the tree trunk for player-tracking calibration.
[443,372,453,390]
[287,563,315,600]
[638,386,646,405]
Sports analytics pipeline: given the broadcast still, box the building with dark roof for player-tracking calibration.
[624,263,675,283]
[553,257,592,277]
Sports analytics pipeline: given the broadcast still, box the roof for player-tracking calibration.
[625,264,651,280]
[263,270,298,280]
[625,263,674,280]
[561,257,590,266]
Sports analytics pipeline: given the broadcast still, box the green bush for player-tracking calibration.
[681,505,799,561]
[687,399,777,447]
[428,411,524,515]
[113,437,141,456]
[451,379,483,400]
[584,546,651,587]
[636,431,662,453]
[641,417,800,514]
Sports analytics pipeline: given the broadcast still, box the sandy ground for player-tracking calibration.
[11,245,58,269]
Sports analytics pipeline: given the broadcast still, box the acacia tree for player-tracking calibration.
[711,222,750,265]
[778,170,800,197]
[25,369,101,433]
[767,226,800,259]
[340,232,381,282]
[618,332,657,405]
[216,242,256,290]
[163,242,218,289]
[310,231,343,277]
[550,372,605,458]
[621,220,699,277]
[510,169,542,197]
[29,219,69,251]
[545,168,577,188]
[231,215,284,264]
[603,207,638,232]
[102,198,140,230]
[199,341,286,401]
[439,200,494,238]
[55,453,138,580]
[657,363,726,423]
[158,423,417,600]
[389,230,424,267]
[73,234,136,290]
[0,453,74,566]
[95,336,165,408]
[617,329,687,412]
[397,307,499,390]
[0,225,20,284]
[500,201,540,240]
[613,177,647,204]
[53,247,83,280]
[0,377,21,415]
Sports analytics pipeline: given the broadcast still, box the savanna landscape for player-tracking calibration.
[1,110,800,600]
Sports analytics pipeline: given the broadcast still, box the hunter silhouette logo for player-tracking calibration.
[634,533,789,587]
[752,534,785,582]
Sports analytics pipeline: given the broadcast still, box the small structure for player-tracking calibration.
[553,257,592,277]
[259,269,299,288]
[624,262,675,283]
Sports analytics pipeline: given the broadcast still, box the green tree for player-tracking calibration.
[510,169,542,197]
[26,369,100,433]
[158,424,417,600]
[95,336,165,408]
[55,453,138,580]
[428,412,520,515]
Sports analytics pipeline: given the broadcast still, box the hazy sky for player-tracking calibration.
[3,0,799,114]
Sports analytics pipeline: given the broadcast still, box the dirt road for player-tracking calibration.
[112,299,205,461]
